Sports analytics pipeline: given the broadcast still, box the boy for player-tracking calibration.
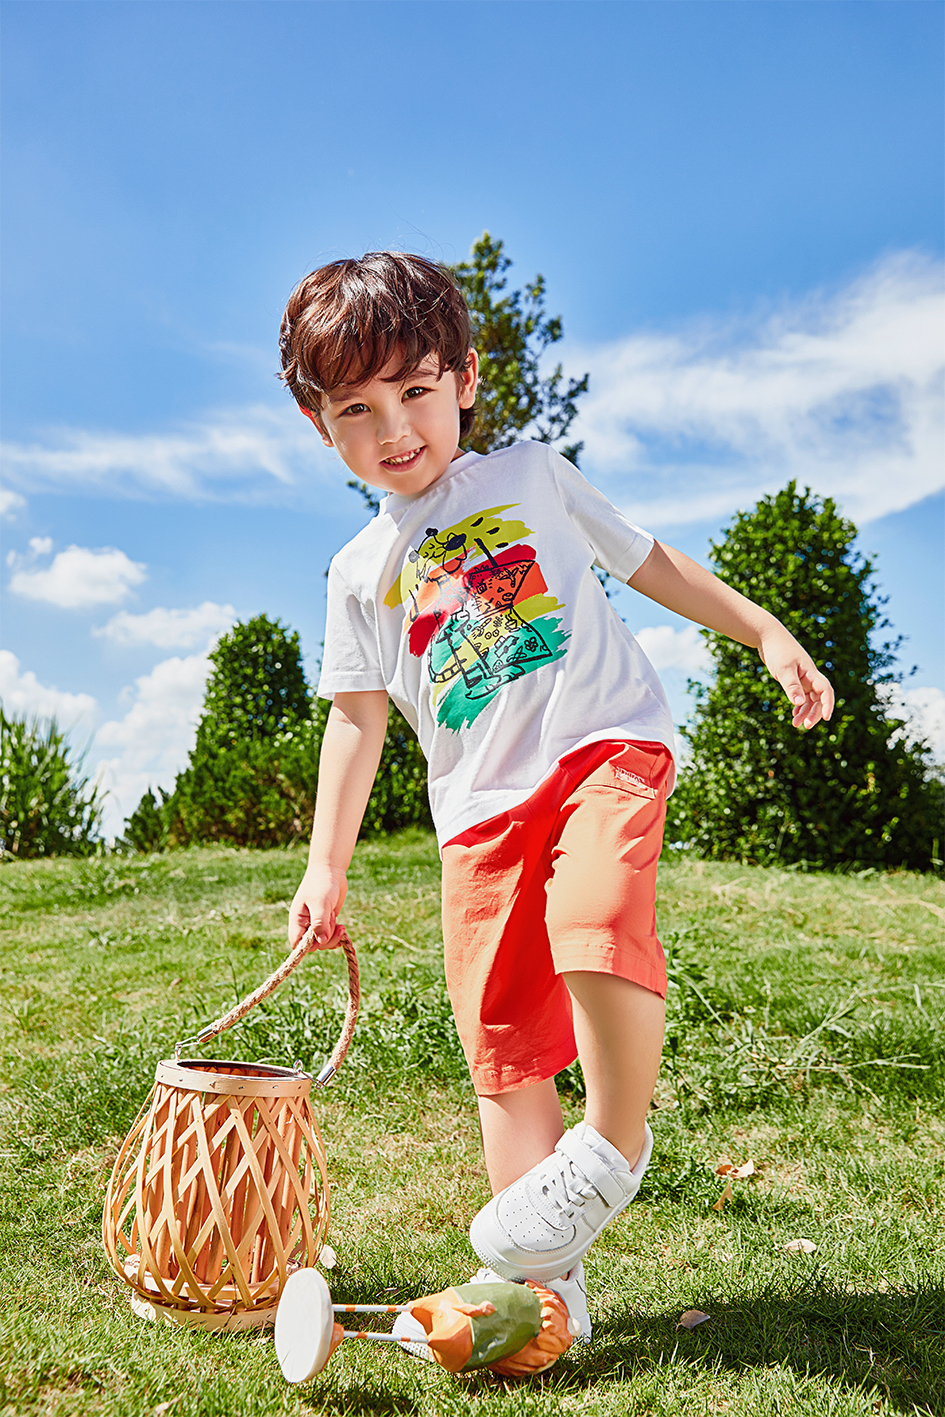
[280,252,833,1340]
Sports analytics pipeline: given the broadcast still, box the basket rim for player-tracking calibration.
[153,1057,313,1096]
[170,1058,307,1079]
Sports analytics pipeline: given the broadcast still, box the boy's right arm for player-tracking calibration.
[288,690,389,950]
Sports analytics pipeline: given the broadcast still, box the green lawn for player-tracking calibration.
[1,834,943,1416]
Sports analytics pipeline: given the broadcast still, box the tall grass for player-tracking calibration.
[0,709,103,859]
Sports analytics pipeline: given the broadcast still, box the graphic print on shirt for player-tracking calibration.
[384,504,569,730]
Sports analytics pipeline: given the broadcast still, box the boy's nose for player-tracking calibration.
[376,407,411,444]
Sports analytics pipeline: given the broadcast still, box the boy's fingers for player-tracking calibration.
[307,921,343,951]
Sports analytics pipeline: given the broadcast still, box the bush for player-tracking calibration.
[362,704,433,837]
[125,616,434,851]
[668,483,942,871]
[166,721,324,850]
[0,711,103,859]
[120,787,170,853]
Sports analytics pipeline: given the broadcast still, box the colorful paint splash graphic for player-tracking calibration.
[384,505,569,730]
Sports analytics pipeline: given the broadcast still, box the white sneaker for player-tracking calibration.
[547,1261,591,1344]
[469,1121,653,1283]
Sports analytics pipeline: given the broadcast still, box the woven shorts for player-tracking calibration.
[440,739,673,1096]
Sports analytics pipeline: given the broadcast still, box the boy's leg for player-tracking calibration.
[477,1077,563,1194]
[561,971,664,1170]
[469,743,672,1281]
[476,974,662,1190]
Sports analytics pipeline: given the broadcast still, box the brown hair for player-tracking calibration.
[279,252,475,440]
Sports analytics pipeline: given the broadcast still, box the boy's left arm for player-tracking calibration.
[627,540,835,729]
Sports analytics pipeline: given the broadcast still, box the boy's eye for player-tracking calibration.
[341,402,368,416]
[404,385,430,400]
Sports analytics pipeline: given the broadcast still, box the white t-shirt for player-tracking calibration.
[318,441,676,847]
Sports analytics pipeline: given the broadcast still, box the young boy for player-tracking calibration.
[279,252,833,1340]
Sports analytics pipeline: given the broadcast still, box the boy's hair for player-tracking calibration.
[279,252,476,440]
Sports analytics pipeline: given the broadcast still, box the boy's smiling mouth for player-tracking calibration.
[382,447,424,468]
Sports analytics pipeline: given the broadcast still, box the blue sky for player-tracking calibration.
[2,0,942,836]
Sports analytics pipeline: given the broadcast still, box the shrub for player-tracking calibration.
[0,711,103,859]
[167,721,324,850]
[126,616,434,850]
[668,483,942,871]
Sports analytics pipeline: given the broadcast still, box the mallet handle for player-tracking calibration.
[333,1303,407,1314]
[341,1331,416,1344]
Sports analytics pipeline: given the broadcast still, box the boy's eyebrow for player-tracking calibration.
[327,363,442,402]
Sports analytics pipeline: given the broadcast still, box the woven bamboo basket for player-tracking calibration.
[103,926,359,1330]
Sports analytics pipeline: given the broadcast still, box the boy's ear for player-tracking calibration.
[299,403,333,447]
[457,349,479,408]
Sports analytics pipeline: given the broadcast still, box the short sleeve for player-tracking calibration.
[316,559,387,699]
[549,448,655,581]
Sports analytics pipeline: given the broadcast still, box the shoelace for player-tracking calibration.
[534,1154,598,1222]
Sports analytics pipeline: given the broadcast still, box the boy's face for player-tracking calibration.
[311,351,478,498]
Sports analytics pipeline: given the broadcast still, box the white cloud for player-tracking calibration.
[94,601,236,650]
[0,403,334,503]
[93,652,211,836]
[9,544,146,608]
[633,623,711,674]
[0,649,98,734]
[569,251,945,529]
[884,684,945,763]
[0,488,25,519]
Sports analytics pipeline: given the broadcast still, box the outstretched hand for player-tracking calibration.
[759,629,835,729]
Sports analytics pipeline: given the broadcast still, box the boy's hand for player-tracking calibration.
[288,863,348,950]
[759,628,835,729]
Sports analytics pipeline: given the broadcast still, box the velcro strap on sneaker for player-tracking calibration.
[555,1132,628,1208]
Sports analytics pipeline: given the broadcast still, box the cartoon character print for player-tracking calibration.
[384,505,569,730]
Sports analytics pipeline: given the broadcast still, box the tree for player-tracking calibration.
[144,616,320,849]
[0,711,103,859]
[453,233,589,462]
[120,787,169,854]
[126,616,434,850]
[193,615,312,752]
[667,483,942,871]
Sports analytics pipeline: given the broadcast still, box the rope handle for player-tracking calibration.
[177,925,360,1087]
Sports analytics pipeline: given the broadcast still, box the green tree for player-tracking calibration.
[166,724,325,850]
[668,483,942,871]
[194,615,312,751]
[120,787,169,853]
[453,232,589,462]
[0,711,103,859]
[153,616,321,849]
[127,616,433,850]
[361,703,433,837]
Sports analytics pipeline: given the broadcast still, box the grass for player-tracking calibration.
[1,832,943,1416]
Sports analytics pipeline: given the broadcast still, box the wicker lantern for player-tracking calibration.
[103,928,359,1330]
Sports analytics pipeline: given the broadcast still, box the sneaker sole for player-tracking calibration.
[469,1198,635,1283]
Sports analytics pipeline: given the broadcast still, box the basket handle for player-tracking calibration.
[183,925,360,1086]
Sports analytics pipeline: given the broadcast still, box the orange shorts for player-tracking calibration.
[440,739,673,1096]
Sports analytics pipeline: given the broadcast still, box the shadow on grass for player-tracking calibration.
[294,1393,421,1417]
[541,1280,945,1414]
